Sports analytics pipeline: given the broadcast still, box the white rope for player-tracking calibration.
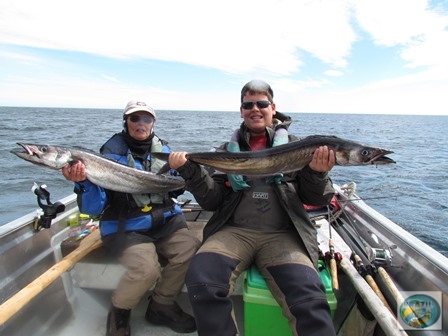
[329,181,357,222]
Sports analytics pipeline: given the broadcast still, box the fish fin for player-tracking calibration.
[213,146,226,152]
[152,152,171,174]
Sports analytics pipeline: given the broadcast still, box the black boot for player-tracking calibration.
[145,300,196,333]
[106,306,131,336]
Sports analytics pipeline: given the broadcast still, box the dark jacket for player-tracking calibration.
[177,113,335,267]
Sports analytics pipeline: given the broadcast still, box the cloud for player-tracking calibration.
[0,0,447,114]
[353,0,448,68]
[325,70,344,77]
[0,0,357,74]
[100,74,120,83]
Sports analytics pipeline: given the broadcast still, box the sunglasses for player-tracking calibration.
[241,100,271,109]
[128,115,154,123]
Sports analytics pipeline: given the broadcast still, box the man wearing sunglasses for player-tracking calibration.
[167,80,336,336]
[62,100,199,336]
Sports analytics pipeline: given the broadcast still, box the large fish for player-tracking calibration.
[153,135,395,176]
[11,143,185,193]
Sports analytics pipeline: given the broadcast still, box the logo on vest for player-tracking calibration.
[252,192,269,199]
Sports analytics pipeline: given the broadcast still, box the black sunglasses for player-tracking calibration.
[241,100,271,109]
[128,115,154,123]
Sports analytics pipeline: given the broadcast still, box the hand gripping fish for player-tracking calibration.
[152,135,395,176]
[11,143,185,194]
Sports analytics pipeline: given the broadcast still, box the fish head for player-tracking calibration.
[10,143,72,170]
[336,145,395,166]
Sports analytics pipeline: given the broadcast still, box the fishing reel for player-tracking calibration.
[367,247,393,268]
[32,182,65,230]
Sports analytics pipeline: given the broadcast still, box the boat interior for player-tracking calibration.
[1,184,447,336]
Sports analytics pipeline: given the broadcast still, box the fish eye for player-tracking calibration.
[40,146,48,153]
[361,149,370,157]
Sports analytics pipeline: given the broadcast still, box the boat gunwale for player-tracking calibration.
[0,194,78,239]
[334,184,448,276]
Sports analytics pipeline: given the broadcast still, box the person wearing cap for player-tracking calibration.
[166,80,337,336]
[62,100,200,335]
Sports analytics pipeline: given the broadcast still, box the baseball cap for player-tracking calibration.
[123,100,156,119]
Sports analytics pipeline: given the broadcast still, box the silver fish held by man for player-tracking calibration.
[11,143,185,193]
[153,135,395,176]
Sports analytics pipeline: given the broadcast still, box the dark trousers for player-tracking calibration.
[185,227,336,336]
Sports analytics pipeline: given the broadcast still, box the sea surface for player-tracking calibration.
[1,106,447,257]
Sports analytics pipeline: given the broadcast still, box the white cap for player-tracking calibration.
[123,100,156,119]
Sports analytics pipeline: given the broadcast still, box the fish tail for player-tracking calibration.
[157,162,171,175]
[151,152,170,161]
[151,152,172,174]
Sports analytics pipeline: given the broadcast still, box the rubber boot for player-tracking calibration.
[106,306,131,336]
[145,299,196,333]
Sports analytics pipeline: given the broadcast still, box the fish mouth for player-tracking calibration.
[12,143,41,158]
[371,149,396,165]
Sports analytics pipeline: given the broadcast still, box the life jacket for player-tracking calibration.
[98,133,183,236]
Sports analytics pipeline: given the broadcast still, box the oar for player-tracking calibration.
[0,228,102,325]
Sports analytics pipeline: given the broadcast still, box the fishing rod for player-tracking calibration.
[328,200,396,316]
[332,202,430,330]
[336,194,401,202]
[352,253,395,316]
[319,200,408,335]
[324,206,341,291]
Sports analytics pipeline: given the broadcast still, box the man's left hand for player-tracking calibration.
[308,146,335,173]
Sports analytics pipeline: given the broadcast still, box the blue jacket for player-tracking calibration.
[74,133,184,237]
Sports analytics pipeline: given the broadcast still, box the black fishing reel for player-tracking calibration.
[32,183,65,230]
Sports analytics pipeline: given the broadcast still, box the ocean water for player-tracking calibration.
[1,106,447,257]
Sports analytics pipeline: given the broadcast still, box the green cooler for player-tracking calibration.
[243,260,337,336]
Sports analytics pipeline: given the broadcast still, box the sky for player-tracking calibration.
[1,0,448,115]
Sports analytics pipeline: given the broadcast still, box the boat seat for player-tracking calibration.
[68,246,127,290]
[52,226,125,290]
[54,218,246,293]
[66,245,245,294]
[58,210,327,292]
